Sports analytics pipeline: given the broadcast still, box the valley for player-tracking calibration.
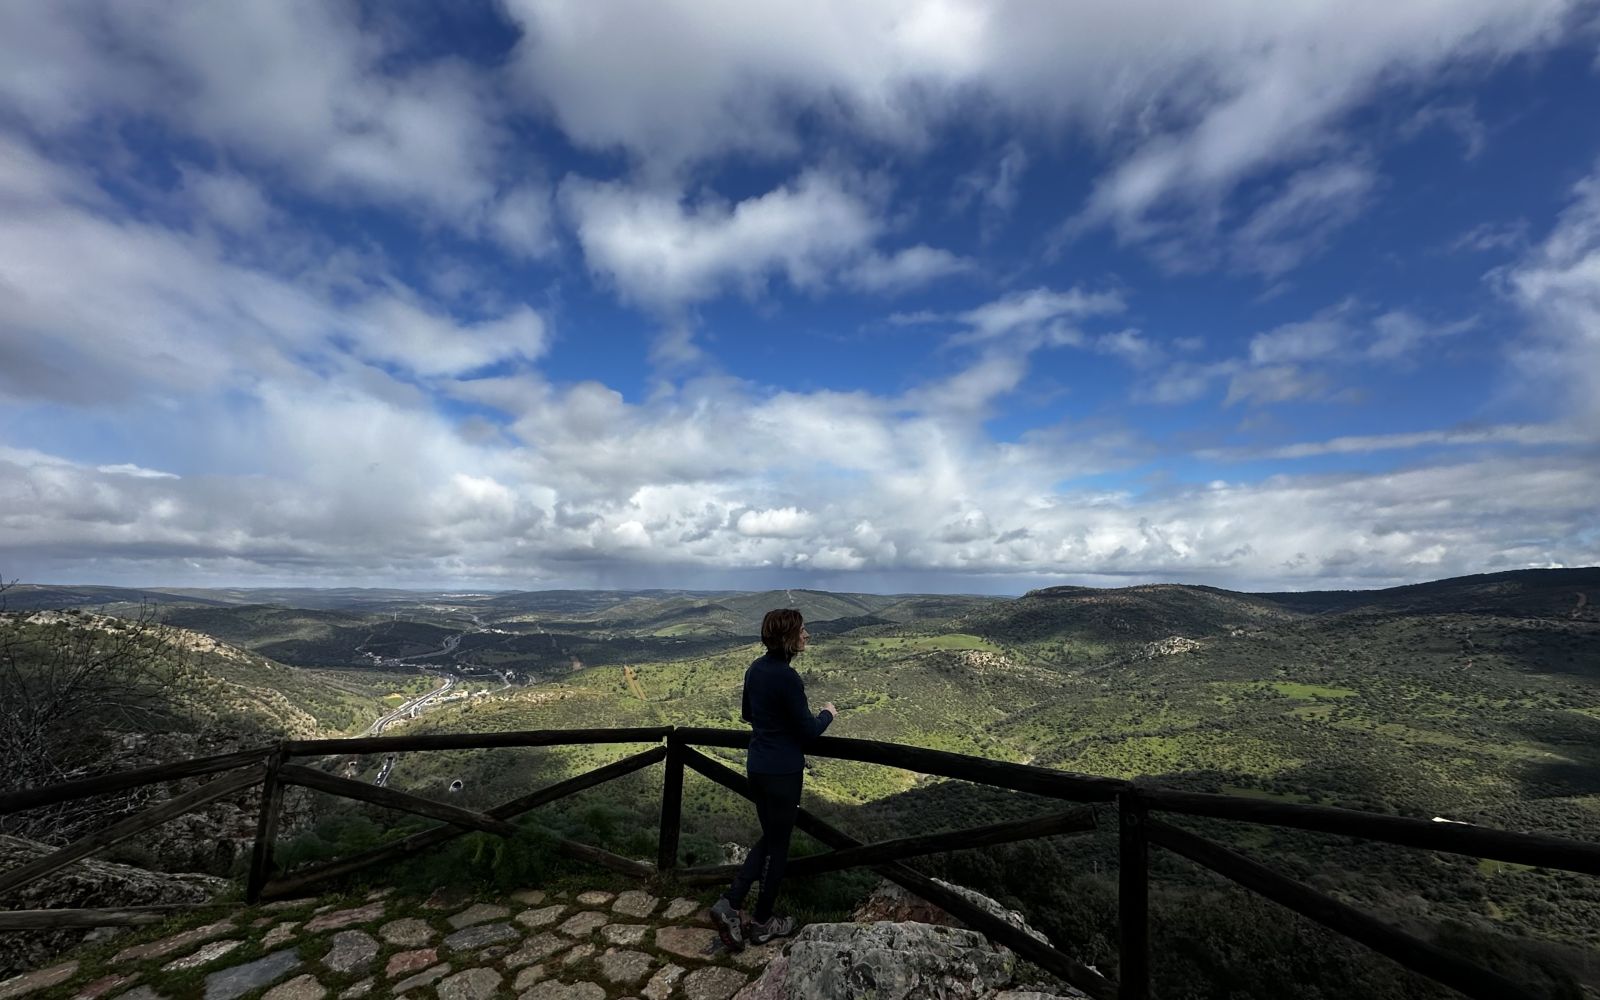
[3,568,1598,997]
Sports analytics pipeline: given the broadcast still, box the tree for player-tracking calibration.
[0,579,189,842]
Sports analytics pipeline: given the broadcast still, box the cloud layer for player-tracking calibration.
[0,2,1595,591]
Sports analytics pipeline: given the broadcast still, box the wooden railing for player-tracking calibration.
[4,726,1600,1000]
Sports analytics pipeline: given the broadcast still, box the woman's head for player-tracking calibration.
[761,609,808,660]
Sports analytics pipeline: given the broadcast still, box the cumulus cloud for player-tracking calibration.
[501,0,1571,197]
[0,1,515,236]
[1140,307,1476,406]
[846,245,975,294]
[1502,162,1600,431]
[0,134,548,406]
[559,171,880,308]
[737,507,816,538]
[955,287,1125,344]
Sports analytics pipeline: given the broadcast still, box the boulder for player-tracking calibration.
[851,879,1050,945]
[0,835,226,978]
[732,922,1015,1000]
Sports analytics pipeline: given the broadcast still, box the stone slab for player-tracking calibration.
[447,903,510,929]
[322,930,378,974]
[162,940,241,972]
[516,905,566,929]
[611,891,657,918]
[202,949,300,1000]
[390,963,450,995]
[642,964,684,1000]
[437,968,502,1000]
[71,973,132,1000]
[261,975,327,1000]
[519,982,604,1000]
[597,949,653,986]
[662,898,700,920]
[379,917,435,947]
[505,932,569,969]
[442,922,518,953]
[113,921,232,963]
[653,925,718,959]
[556,911,607,938]
[304,903,385,933]
[0,961,78,999]
[601,923,647,946]
[681,966,747,1000]
[385,949,438,979]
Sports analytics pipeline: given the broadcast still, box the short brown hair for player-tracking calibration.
[761,609,805,659]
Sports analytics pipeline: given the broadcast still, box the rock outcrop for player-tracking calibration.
[0,835,226,977]
[738,880,1086,1000]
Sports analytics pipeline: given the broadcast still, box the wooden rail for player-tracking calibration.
[4,723,1597,1000]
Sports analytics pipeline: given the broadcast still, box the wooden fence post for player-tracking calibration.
[1119,790,1150,1000]
[246,744,288,904]
[657,729,684,874]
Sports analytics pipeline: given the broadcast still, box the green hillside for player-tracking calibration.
[15,569,1600,997]
[283,569,1600,999]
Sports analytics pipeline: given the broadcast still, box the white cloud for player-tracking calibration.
[1230,162,1377,276]
[847,245,974,294]
[1452,220,1529,254]
[1403,102,1488,160]
[501,0,1571,209]
[737,507,817,538]
[1502,162,1600,431]
[1140,307,1475,406]
[1197,424,1586,461]
[1249,315,1351,365]
[182,167,275,232]
[1224,365,1327,407]
[0,1,508,229]
[96,464,181,480]
[0,134,547,405]
[559,171,881,308]
[955,287,1125,344]
[488,183,558,259]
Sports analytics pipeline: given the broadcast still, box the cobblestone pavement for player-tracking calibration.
[2,887,784,1000]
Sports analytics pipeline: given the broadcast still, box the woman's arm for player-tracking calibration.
[786,670,833,739]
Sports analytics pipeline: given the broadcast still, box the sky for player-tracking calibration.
[2,1,1599,595]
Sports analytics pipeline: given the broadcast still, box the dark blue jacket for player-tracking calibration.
[742,652,833,774]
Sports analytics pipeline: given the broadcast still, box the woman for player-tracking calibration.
[710,609,836,950]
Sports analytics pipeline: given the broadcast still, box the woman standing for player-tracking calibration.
[710,609,836,950]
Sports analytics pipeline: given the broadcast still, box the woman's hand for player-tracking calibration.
[822,702,838,716]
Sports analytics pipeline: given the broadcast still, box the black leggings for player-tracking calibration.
[726,769,802,922]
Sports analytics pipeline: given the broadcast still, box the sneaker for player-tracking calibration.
[748,913,797,944]
[710,897,745,952]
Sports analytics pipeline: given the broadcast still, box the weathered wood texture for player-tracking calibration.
[277,763,518,836]
[0,747,269,815]
[1118,793,1150,1000]
[677,806,1097,884]
[0,766,265,898]
[245,748,287,904]
[1142,787,1600,877]
[261,745,666,899]
[0,903,228,930]
[657,735,684,873]
[1148,819,1535,1000]
[283,726,672,757]
[676,727,1125,801]
[677,746,1117,1000]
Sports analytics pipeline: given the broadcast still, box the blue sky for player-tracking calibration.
[1,1,1598,593]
